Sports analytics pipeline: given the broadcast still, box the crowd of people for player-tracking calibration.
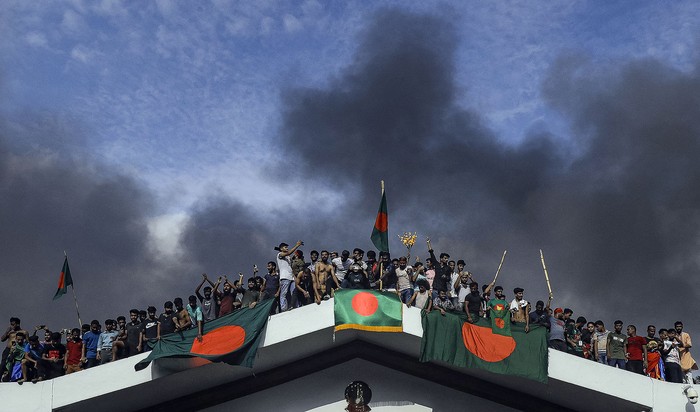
[1,240,697,386]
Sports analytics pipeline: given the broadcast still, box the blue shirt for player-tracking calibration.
[97,330,119,351]
[24,342,44,360]
[83,331,100,358]
[187,305,203,326]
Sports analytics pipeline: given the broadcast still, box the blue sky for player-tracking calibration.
[4,1,698,215]
[2,1,700,340]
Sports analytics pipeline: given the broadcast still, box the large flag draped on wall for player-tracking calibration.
[53,256,74,300]
[135,298,274,371]
[420,310,548,383]
[370,182,389,253]
[334,289,402,332]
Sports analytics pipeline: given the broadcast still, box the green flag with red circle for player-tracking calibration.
[370,186,389,253]
[334,289,402,332]
[488,298,511,336]
[134,298,274,371]
[420,310,548,383]
[53,256,74,300]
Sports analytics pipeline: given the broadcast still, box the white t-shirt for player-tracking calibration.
[457,285,470,303]
[396,266,414,291]
[277,253,294,281]
[593,330,610,352]
[509,298,528,311]
[332,257,352,281]
[415,290,430,310]
[664,340,681,364]
[449,272,459,297]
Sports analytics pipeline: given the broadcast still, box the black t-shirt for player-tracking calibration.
[529,310,550,329]
[158,312,176,336]
[42,343,66,360]
[465,292,482,313]
[430,264,451,292]
[382,264,398,287]
[347,271,368,288]
[645,336,662,346]
[126,321,141,346]
[141,318,159,340]
[581,328,593,344]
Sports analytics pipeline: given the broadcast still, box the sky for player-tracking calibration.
[2,0,700,351]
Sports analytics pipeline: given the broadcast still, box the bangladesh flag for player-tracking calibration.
[334,289,402,332]
[135,298,274,371]
[488,298,511,336]
[420,310,548,383]
[53,256,74,300]
[370,185,389,253]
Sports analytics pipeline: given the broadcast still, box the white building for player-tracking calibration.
[1,300,698,412]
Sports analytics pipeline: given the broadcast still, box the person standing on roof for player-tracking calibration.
[275,241,303,312]
[675,321,698,383]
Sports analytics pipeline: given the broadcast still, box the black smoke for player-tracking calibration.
[0,113,175,330]
[265,10,700,331]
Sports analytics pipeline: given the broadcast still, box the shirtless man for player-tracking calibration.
[295,267,315,306]
[510,287,530,332]
[314,250,340,304]
[173,297,192,332]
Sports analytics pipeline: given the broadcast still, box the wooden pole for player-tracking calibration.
[540,249,553,299]
[492,250,507,285]
[379,262,383,291]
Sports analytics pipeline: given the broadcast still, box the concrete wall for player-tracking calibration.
[200,358,519,412]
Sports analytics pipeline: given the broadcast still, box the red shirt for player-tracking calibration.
[66,340,83,365]
[627,336,646,360]
[219,293,234,316]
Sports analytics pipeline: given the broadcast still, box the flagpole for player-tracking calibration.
[491,250,507,285]
[65,251,83,328]
[539,249,553,301]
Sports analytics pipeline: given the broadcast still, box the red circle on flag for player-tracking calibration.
[351,292,379,317]
[461,322,516,362]
[190,325,246,356]
[374,212,388,231]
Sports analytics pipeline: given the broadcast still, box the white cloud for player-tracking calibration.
[147,212,189,258]
[61,9,86,34]
[301,0,323,17]
[283,13,303,33]
[92,0,128,17]
[66,0,88,14]
[226,16,250,36]
[155,0,176,19]
[25,31,48,48]
[70,44,94,63]
[260,16,274,35]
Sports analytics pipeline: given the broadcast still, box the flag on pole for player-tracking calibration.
[334,289,402,332]
[370,182,389,253]
[53,256,74,300]
[135,298,274,371]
